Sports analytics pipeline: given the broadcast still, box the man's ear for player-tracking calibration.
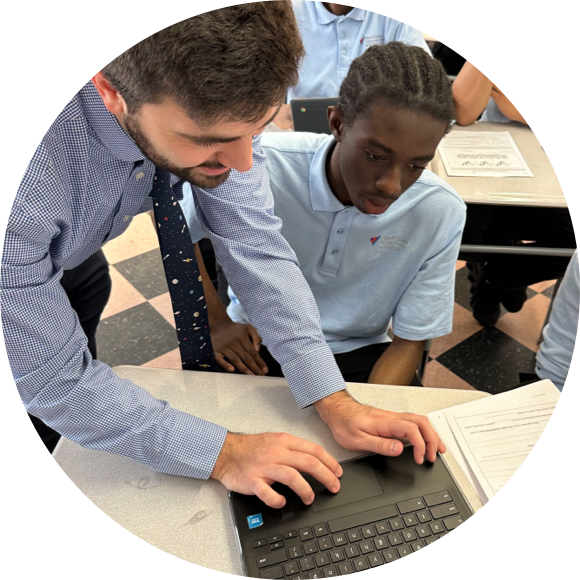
[92,72,127,116]
[327,106,345,141]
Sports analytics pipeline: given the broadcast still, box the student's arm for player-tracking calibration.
[490,86,528,125]
[367,336,426,386]
[452,61,494,125]
[193,243,268,376]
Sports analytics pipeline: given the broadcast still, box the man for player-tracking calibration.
[275,1,429,128]
[452,60,576,327]
[3,3,443,510]
[185,42,465,386]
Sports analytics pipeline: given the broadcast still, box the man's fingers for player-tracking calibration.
[266,464,315,506]
[253,479,286,509]
[401,414,443,463]
[374,419,426,464]
[358,433,404,457]
[286,436,343,478]
[287,451,340,494]
[215,352,235,373]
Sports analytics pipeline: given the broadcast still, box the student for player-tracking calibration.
[185,42,466,386]
[274,1,429,128]
[452,61,576,327]
[3,3,444,509]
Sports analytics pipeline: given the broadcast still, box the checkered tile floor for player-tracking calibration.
[100,214,555,393]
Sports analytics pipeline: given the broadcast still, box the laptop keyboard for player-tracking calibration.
[253,490,465,578]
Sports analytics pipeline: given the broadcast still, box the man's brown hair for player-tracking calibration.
[102,1,304,124]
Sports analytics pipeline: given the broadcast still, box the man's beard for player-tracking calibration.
[124,113,231,189]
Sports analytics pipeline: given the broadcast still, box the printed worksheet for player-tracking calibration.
[438,131,534,177]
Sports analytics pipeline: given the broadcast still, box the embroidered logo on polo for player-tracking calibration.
[371,236,412,252]
[370,236,381,245]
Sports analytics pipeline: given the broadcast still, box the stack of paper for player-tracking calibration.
[428,380,561,503]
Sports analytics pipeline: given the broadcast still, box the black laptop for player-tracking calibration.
[291,98,338,134]
[229,446,472,578]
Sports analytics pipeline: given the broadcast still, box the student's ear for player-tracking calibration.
[92,72,128,116]
[328,106,345,141]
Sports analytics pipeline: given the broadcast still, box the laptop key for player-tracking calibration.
[388,518,404,531]
[323,565,338,577]
[345,544,360,559]
[315,553,330,568]
[353,557,369,571]
[338,561,354,575]
[291,576,308,580]
[431,504,459,520]
[299,557,316,572]
[332,533,347,546]
[382,549,398,563]
[375,521,389,535]
[403,514,418,527]
[347,529,362,542]
[260,565,284,579]
[424,537,438,546]
[314,523,329,538]
[285,562,300,576]
[373,536,388,550]
[423,490,452,507]
[254,539,267,548]
[411,540,426,552]
[369,553,385,567]
[415,510,432,523]
[361,526,376,539]
[256,549,289,569]
[307,570,323,579]
[330,548,346,563]
[415,525,431,539]
[318,537,332,551]
[269,535,283,543]
[299,527,314,541]
[328,505,398,533]
[443,515,464,531]
[303,541,318,554]
[270,541,285,551]
[289,545,304,559]
[284,531,298,540]
[429,522,443,534]
[397,498,425,514]
[387,532,403,546]
[359,541,374,555]
[397,545,412,558]
[403,529,417,542]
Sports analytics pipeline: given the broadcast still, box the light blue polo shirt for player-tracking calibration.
[536,250,579,391]
[289,1,430,100]
[481,97,510,123]
[216,132,466,354]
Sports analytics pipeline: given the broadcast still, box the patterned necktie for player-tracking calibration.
[151,168,216,371]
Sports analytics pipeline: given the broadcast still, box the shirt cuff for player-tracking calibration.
[152,409,228,479]
[282,346,346,409]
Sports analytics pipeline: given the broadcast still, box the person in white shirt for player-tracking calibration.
[184,42,465,386]
[274,2,429,128]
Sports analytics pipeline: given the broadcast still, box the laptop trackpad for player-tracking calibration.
[307,460,384,512]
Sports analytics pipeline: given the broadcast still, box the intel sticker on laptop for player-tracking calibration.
[247,513,263,529]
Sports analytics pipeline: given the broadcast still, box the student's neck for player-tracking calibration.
[326,141,352,206]
[323,3,353,16]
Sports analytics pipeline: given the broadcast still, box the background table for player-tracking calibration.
[53,366,489,575]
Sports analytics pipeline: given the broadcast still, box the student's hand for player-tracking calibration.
[210,432,343,508]
[211,320,268,375]
[314,390,446,464]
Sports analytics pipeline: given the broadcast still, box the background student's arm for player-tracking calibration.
[367,336,425,385]
[193,243,268,376]
[452,61,494,125]
[490,86,528,125]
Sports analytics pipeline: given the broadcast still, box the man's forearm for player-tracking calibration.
[367,337,425,386]
[452,62,493,126]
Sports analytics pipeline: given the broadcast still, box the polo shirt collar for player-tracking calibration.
[314,2,365,24]
[309,135,348,212]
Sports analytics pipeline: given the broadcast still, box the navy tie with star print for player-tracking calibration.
[151,168,216,371]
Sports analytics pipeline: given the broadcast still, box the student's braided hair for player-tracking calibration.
[338,42,454,129]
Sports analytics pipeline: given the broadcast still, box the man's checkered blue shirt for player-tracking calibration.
[1,82,346,479]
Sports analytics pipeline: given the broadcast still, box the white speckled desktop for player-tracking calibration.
[53,367,490,575]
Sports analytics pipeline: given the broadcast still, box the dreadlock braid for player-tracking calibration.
[338,42,454,128]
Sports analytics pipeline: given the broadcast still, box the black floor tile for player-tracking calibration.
[96,302,178,367]
[435,327,537,394]
[114,249,168,299]
[454,267,472,311]
[542,284,556,298]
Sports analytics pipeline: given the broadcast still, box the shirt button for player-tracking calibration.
[342,50,346,55]
[337,229,344,235]
[135,172,145,181]
[331,249,339,255]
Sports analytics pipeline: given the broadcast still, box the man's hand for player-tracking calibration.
[211,319,268,376]
[211,432,343,508]
[314,391,446,465]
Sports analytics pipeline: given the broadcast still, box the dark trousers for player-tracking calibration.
[29,250,112,453]
[258,342,422,386]
[460,205,576,289]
